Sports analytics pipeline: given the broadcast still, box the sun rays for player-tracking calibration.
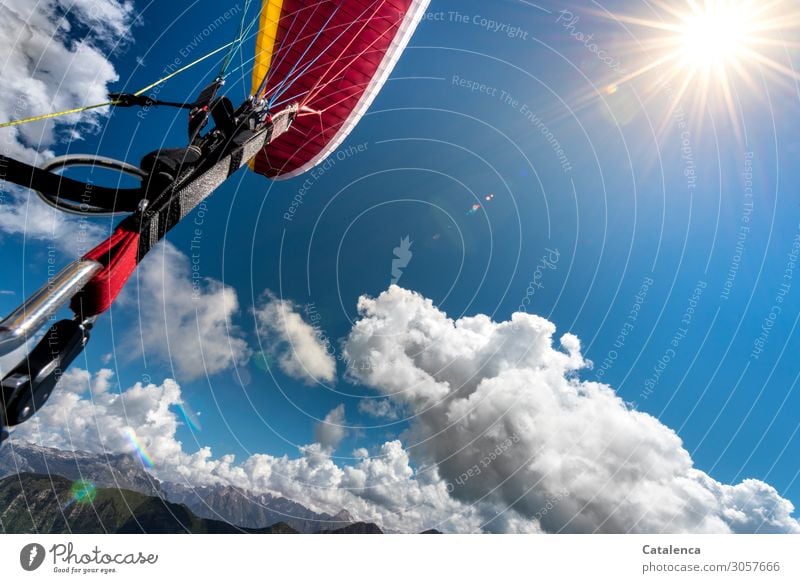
[592,0,800,141]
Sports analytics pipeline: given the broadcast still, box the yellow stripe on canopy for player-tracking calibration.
[251,0,285,97]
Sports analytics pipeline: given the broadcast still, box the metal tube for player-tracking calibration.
[0,259,102,356]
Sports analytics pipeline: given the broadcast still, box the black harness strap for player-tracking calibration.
[0,154,143,212]
[124,106,296,258]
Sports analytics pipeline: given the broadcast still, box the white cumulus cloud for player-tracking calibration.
[9,286,799,534]
[253,293,337,385]
[0,0,135,250]
[123,241,251,381]
[358,398,401,420]
[314,404,347,452]
[13,368,485,533]
[12,367,184,461]
[0,0,134,160]
[0,187,106,254]
[341,285,800,534]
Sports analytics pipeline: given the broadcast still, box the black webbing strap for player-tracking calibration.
[123,105,296,259]
[122,126,274,258]
[0,154,143,212]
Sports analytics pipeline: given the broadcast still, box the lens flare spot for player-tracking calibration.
[253,350,274,372]
[466,203,481,216]
[125,427,155,468]
[176,401,202,432]
[63,479,97,509]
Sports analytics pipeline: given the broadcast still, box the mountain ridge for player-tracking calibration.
[0,473,299,534]
[0,440,366,533]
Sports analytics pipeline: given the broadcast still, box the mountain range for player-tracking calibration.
[0,473,300,533]
[0,441,377,534]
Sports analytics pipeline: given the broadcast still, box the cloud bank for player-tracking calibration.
[341,286,800,533]
[13,367,485,533]
[11,286,799,533]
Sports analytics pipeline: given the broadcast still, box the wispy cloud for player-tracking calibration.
[123,242,251,381]
[315,404,347,452]
[253,293,337,385]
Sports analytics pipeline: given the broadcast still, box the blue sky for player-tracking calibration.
[1,0,800,530]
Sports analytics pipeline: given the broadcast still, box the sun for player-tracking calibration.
[600,0,800,136]
[678,3,752,71]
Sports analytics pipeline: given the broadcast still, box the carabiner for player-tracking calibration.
[0,318,92,444]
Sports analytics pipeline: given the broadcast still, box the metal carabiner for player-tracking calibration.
[0,257,101,445]
[0,317,92,444]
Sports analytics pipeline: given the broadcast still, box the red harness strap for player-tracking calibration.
[70,226,141,317]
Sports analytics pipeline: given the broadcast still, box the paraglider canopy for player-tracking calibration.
[250,0,429,179]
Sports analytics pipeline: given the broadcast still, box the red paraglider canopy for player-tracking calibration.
[250,0,429,179]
